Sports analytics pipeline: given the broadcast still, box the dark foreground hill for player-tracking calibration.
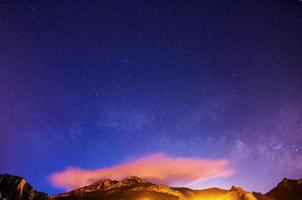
[0,174,48,200]
[266,178,302,200]
[0,173,301,200]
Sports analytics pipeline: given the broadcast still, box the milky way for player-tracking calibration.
[0,1,301,195]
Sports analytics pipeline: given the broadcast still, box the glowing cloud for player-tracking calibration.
[49,153,234,190]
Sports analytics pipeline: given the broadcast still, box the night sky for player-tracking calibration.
[1,0,302,195]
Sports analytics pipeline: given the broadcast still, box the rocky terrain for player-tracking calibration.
[0,174,48,200]
[265,178,302,200]
[0,173,301,200]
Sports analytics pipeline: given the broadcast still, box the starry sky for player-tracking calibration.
[0,0,302,195]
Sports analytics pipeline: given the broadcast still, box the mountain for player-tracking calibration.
[1,173,302,200]
[0,173,48,200]
[265,177,302,200]
[53,176,262,200]
[52,176,185,200]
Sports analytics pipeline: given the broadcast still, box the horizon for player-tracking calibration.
[0,172,298,195]
[0,0,301,196]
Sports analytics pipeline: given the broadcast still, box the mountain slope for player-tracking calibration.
[52,177,258,200]
[266,178,302,200]
[1,173,302,200]
[52,176,183,200]
[0,174,48,200]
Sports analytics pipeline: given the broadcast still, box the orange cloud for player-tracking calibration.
[49,153,234,190]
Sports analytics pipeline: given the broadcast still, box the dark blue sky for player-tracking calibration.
[0,0,302,195]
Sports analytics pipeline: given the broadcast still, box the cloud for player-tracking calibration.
[49,153,233,190]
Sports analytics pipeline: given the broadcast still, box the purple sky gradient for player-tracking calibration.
[0,0,301,195]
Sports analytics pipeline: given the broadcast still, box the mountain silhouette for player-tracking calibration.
[265,177,302,200]
[0,173,301,200]
[0,173,48,200]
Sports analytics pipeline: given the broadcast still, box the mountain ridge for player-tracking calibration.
[265,177,302,200]
[0,173,48,200]
[1,173,302,200]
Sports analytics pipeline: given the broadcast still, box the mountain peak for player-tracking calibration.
[266,177,302,200]
[121,176,148,184]
[56,176,150,197]
[277,177,299,189]
[63,178,119,195]
[230,186,246,192]
[0,173,48,200]
[90,178,118,188]
[280,177,291,183]
[2,173,302,200]
[1,173,25,181]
